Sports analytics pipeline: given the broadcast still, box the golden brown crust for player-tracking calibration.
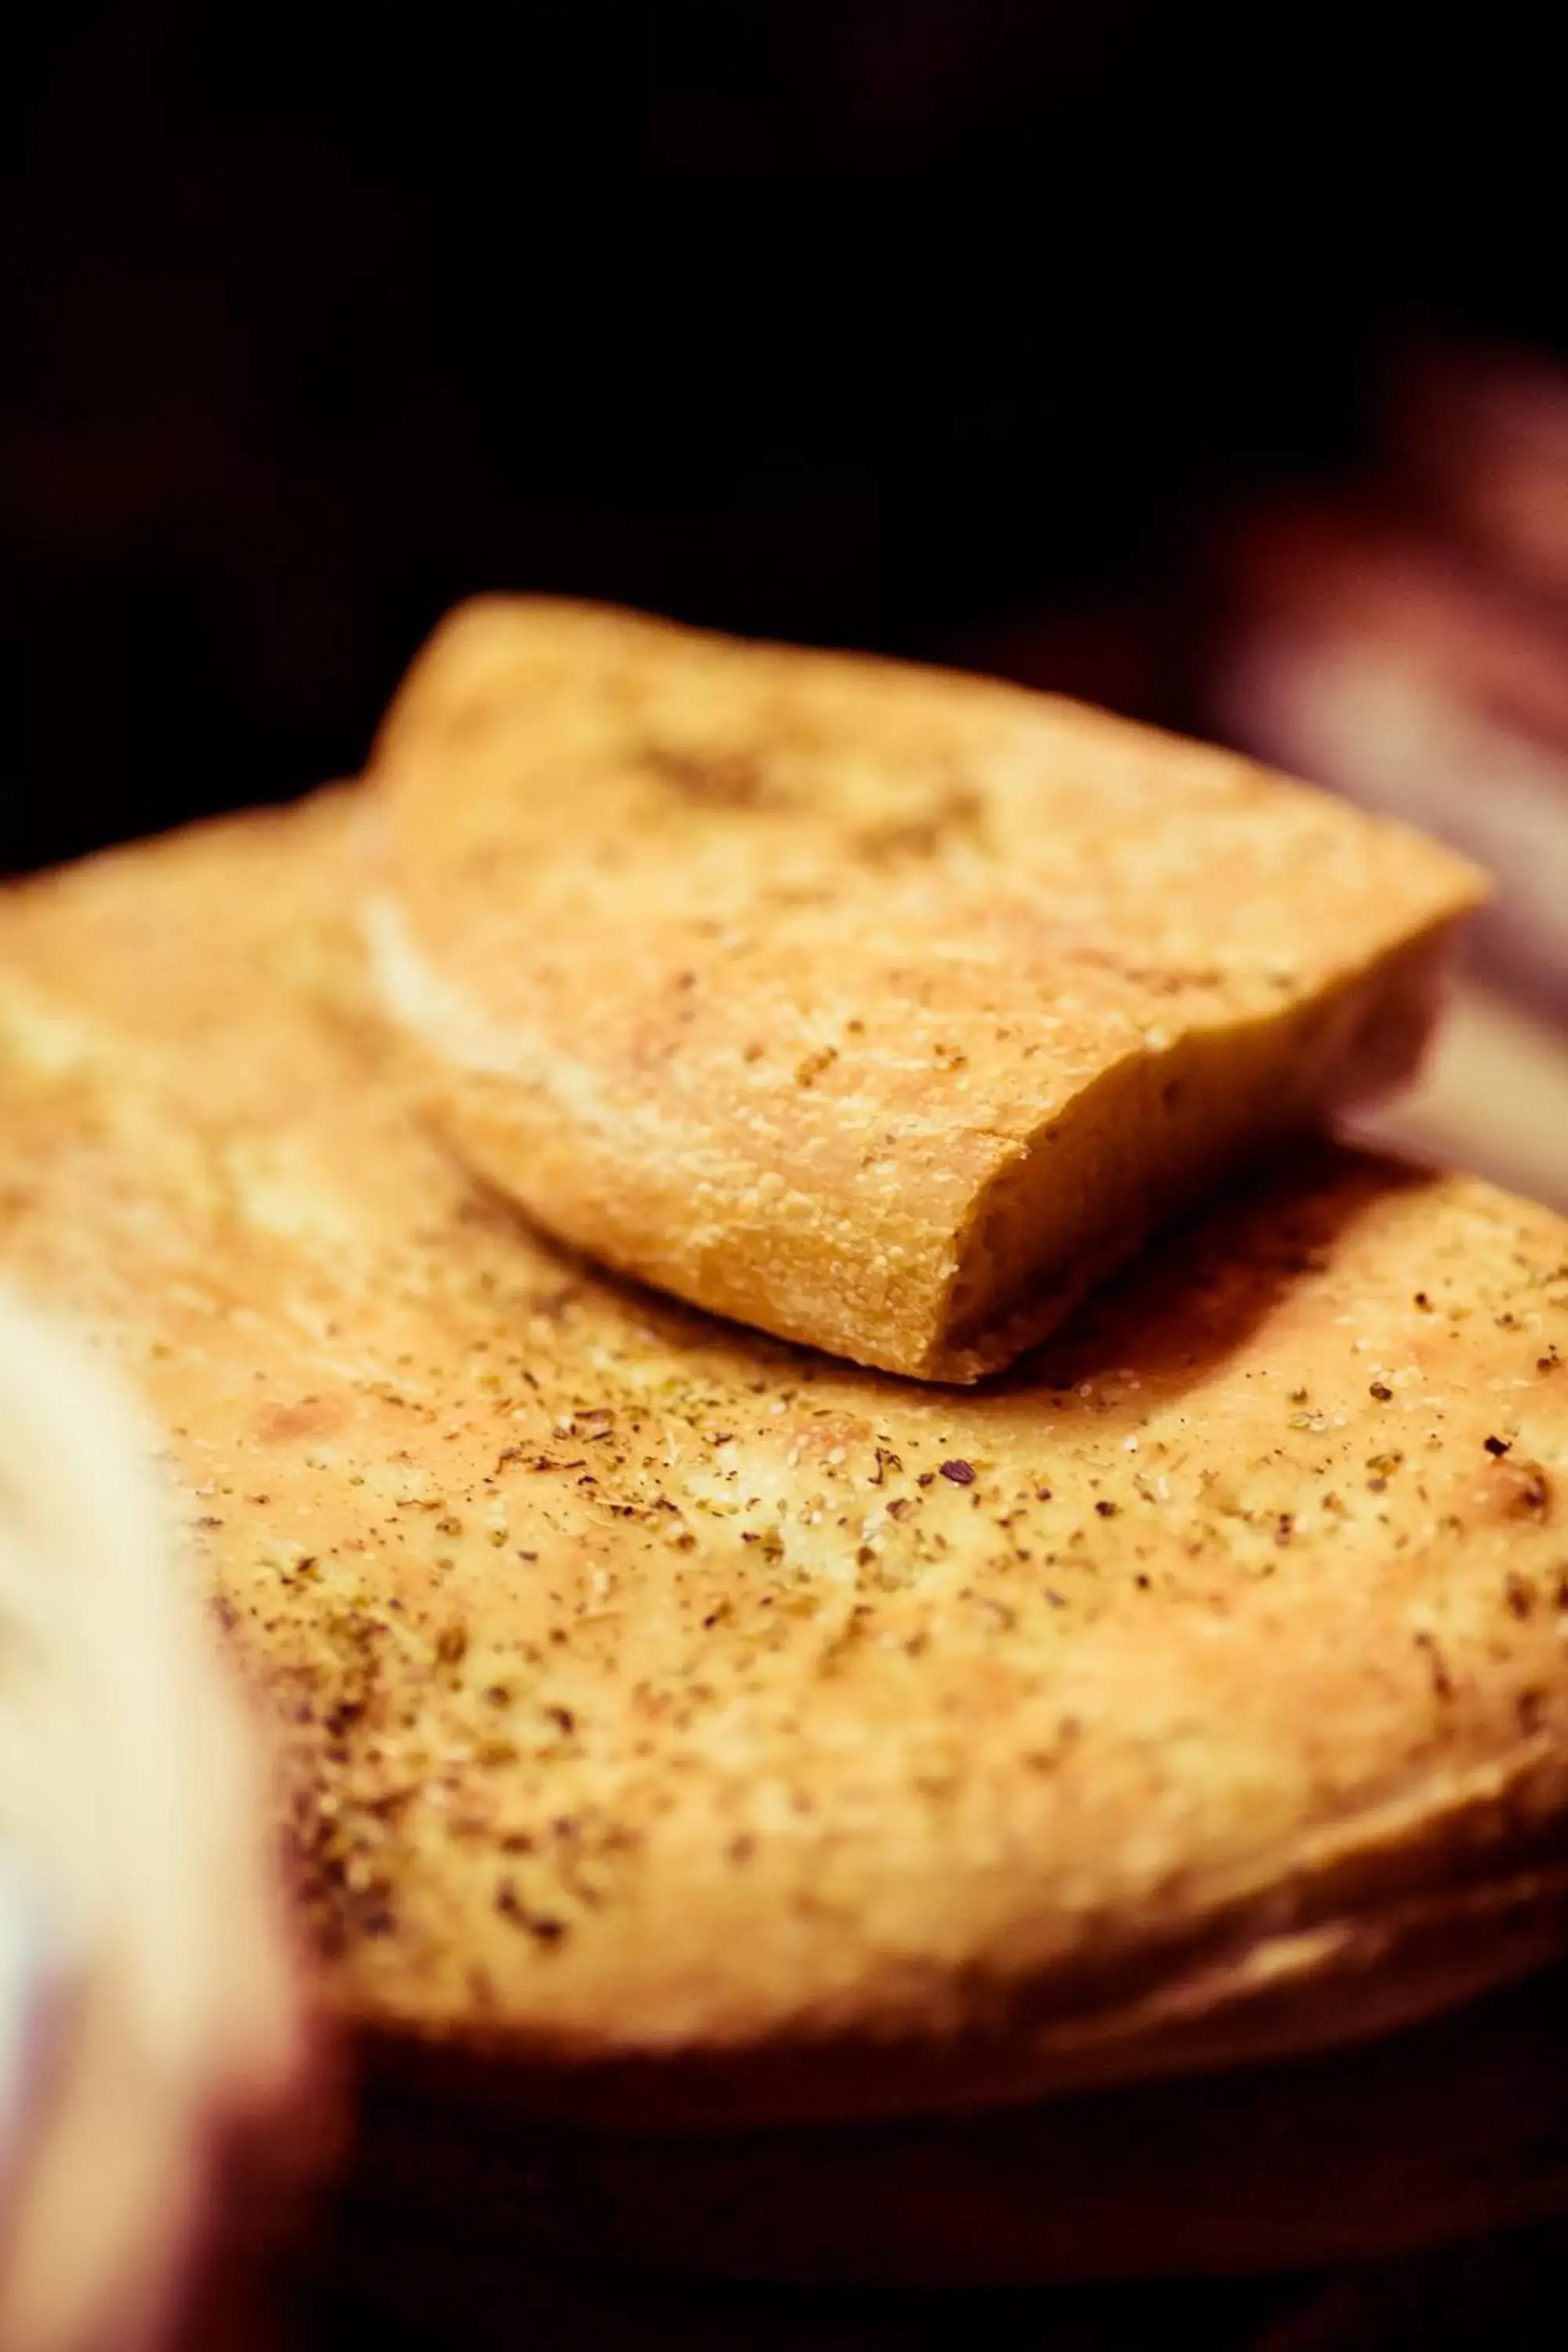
[1,796,1565,2129]
[364,596,1486,1379]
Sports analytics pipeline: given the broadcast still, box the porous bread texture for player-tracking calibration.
[363,596,1486,1379]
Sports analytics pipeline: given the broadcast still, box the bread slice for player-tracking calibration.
[361,597,1486,1380]
[1,793,1564,2138]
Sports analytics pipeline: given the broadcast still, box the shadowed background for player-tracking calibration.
[2,20,1561,864]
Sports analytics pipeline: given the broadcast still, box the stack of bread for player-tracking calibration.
[2,601,1566,2327]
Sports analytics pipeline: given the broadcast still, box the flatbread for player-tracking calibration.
[362,597,1486,1378]
[0,795,1564,2133]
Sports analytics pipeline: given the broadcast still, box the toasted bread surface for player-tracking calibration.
[365,597,1486,1378]
[0,795,1564,2128]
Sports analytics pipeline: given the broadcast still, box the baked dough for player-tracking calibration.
[0,794,1563,2132]
[362,597,1486,1378]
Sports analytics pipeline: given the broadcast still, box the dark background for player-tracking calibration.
[1,9,1559,875]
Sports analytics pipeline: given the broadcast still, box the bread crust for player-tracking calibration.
[1,797,1564,2130]
[365,597,1486,1379]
